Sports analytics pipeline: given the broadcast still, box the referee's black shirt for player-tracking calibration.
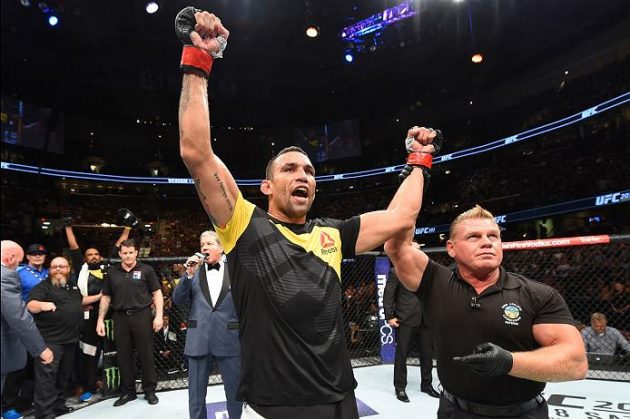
[417,260,576,405]
[103,262,160,311]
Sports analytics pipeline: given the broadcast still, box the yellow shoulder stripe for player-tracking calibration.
[271,223,343,281]
[214,192,256,254]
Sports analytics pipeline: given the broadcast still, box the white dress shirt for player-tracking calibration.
[205,261,224,307]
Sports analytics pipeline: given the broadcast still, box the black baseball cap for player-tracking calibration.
[26,244,48,255]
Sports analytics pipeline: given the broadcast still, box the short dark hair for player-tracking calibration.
[120,239,136,249]
[265,146,309,180]
[84,247,101,257]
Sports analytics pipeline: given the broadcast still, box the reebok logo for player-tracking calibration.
[320,232,336,249]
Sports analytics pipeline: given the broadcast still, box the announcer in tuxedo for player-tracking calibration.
[173,231,241,419]
[384,256,439,403]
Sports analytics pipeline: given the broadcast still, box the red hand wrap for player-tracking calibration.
[180,45,213,78]
[406,152,433,169]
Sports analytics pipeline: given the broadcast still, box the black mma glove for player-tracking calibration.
[118,208,140,229]
[452,342,513,377]
[175,6,227,78]
[175,7,213,77]
[175,6,199,45]
[62,216,73,227]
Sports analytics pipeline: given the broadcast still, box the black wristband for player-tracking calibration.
[398,165,431,194]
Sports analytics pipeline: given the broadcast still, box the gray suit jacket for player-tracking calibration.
[172,261,239,357]
[1,265,46,375]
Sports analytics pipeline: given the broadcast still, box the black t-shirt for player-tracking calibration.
[418,259,576,405]
[103,261,160,311]
[215,193,360,406]
[27,279,83,344]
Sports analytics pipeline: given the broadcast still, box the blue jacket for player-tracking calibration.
[172,261,239,357]
[1,265,46,375]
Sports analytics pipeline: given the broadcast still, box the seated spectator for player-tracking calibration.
[153,314,184,376]
[581,312,630,355]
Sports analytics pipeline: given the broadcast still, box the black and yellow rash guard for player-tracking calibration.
[215,192,361,405]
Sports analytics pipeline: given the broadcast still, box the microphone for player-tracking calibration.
[186,252,207,267]
[470,296,481,311]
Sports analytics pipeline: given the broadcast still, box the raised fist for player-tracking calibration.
[175,7,229,57]
[405,126,442,155]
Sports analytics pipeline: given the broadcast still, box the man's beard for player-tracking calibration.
[52,277,67,288]
[87,262,101,270]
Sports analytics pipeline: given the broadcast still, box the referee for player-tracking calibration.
[385,200,587,418]
[96,239,163,407]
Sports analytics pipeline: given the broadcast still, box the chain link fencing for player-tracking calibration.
[98,235,628,394]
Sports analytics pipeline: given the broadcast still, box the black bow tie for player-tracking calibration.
[206,262,220,271]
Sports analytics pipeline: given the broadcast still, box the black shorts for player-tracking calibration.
[248,391,359,419]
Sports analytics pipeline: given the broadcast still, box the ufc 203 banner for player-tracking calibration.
[375,257,395,364]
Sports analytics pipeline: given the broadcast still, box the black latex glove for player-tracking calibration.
[452,342,513,377]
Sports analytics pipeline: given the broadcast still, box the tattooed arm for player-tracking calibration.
[179,73,239,228]
[95,295,111,337]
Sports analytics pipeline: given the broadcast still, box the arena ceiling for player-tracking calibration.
[2,0,630,129]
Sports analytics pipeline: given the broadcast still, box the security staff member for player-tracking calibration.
[18,244,49,301]
[96,239,163,407]
[385,202,587,418]
[27,256,83,418]
[384,260,439,403]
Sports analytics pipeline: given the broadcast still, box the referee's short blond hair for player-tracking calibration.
[448,205,498,239]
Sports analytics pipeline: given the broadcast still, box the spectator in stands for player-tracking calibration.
[153,313,184,377]
[581,312,630,355]
[608,280,629,331]
[27,256,83,418]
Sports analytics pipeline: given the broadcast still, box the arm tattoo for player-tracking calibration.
[179,75,208,117]
[214,172,233,213]
[193,177,216,224]
[179,76,192,116]
[98,296,110,320]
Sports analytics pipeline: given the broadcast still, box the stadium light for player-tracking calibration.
[145,1,159,14]
[306,25,319,38]
[48,14,59,26]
